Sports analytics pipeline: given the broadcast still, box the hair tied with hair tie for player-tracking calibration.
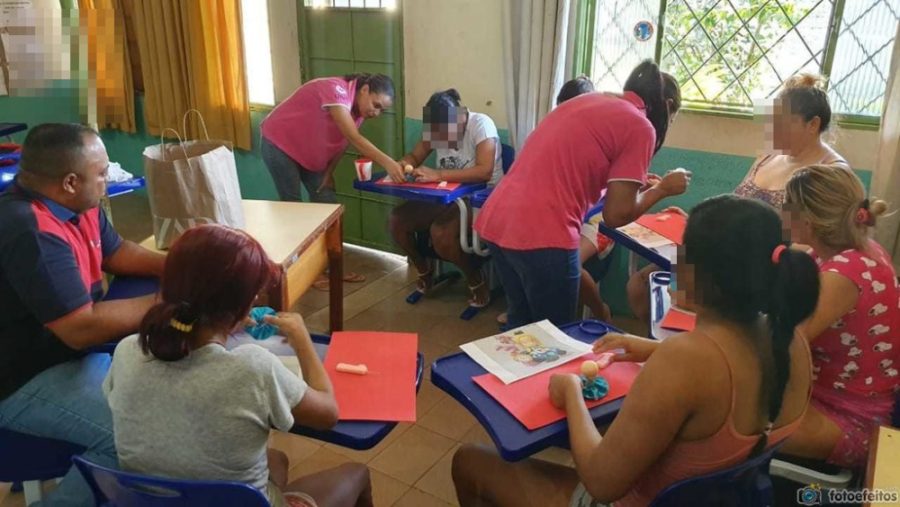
[771,245,787,264]
[169,318,193,333]
[763,421,774,436]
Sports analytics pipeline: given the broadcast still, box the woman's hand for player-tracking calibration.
[548,373,581,410]
[642,173,662,190]
[656,168,692,197]
[264,312,311,351]
[384,159,405,183]
[317,172,335,193]
[593,333,659,363]
[413,167,441,183]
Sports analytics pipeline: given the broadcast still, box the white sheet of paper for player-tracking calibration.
[460,320,591,384]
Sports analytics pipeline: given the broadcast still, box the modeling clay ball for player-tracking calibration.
[581,360,599,380]
[580,375,610,401]
[404,164,414,174]
[245,306,278,340]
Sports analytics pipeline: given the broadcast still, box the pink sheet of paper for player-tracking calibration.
[374,179,462,191]
[473,354,641,430]
[324,332,418,422]
[660,308,697,331]
[635,212,687,245]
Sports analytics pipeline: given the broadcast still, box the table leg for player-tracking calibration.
[327,215,344,331]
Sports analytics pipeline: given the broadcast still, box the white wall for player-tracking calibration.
[268,0,302,103]
[402,0,508,128]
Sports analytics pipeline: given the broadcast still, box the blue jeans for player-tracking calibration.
[487,243,580,328]
[0,354,117,507]
[261,136,337,204]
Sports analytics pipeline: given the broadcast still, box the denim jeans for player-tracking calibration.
[261,136,337,204]
[0,353,117,507]
[487,243,581,328]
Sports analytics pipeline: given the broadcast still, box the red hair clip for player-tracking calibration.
[855,208,871,225]
[771,245,787,264]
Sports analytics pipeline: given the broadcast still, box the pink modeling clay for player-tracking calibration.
[595,352,614,369]
[336,363,368,375]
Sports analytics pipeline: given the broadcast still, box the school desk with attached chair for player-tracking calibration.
[430,319,626,461]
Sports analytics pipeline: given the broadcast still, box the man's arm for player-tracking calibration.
[102,240,165,277]
[46,294,157,350]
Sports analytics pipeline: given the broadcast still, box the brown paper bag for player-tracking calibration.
[143,111,245,249]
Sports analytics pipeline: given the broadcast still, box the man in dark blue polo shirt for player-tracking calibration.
[0,124,165,506]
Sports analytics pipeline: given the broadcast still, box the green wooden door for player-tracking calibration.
[298,2,404,252]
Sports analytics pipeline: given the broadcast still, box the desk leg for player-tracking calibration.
[327,215,344,332]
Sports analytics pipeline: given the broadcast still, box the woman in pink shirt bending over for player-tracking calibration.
[454,195,819,506]
[261,73,404,286]
[780,165,898,469]
[473,61,690,328]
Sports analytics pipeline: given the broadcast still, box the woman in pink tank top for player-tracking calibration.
[452,196,819,506]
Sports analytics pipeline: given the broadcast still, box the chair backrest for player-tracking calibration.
[73,456,270,507]
[649,444,780,507]
[500,143,515,174]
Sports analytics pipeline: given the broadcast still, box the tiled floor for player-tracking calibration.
[0,194,643,507]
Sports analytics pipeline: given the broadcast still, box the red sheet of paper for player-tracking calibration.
[324,332,418,422]
[660,308,697,331]
[635,212,688,245]
[473,354,641,430]
[374,179,462,191]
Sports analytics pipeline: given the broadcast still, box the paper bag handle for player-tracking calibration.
[182,109,211,141]
[159,128,193,168]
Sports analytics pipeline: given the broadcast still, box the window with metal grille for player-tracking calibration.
[303,0,398,9]
[584,0,899,121]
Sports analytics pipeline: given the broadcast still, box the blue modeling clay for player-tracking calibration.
[580,375,610,401]
[245,306,278,340]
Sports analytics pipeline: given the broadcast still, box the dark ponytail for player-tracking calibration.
[344,73,395,99]
[624,60,680,154]
[684,196,819,457]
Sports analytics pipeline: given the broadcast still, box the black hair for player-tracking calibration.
[778,75,832,132]
[684,195,819,457]
[623,60,681,154]
[344,73,395,99]
[20,123,99,178]
[556,76,595,105]
[425,88,462,109]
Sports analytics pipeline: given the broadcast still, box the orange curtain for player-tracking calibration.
[79,0,136,132]
[130,0,251,149]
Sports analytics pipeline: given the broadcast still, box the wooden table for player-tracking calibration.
[141,200,345,331]
[865,425,900,507]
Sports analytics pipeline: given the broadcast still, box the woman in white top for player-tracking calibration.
[390,89,503,308]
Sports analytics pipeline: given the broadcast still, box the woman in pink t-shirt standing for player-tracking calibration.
[473,61,691,327]
[261,73,404,286]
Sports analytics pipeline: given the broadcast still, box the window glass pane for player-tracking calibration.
[660,0,832,111]
[590,0,659,91]
[828,0,900,117]
[241,0,275,105]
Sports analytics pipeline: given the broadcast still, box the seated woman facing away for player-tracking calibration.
[103,225,372,507]
[780,164,899,468]
[453,195,819,506]
[390,89,503,308]
[627,73,849,322]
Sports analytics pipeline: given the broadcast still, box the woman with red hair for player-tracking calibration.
[103,225,372,507]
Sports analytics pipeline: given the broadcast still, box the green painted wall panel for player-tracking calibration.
[336,193,363,242]
[351,12,400,63]
[360,199,401,254]
[309,58,355,79]
[305,11,354,59]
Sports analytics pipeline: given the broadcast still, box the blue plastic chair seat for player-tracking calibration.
[73,456,269,506]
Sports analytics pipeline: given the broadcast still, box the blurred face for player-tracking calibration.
[769,97,820,152]
[673,247,697,309]
[64,134,109,211]
[423,106,467,149]
[355,84,392,119]
[781,203,814,245]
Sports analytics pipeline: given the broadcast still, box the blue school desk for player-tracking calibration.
[0,123,27,139]
[353,173,486,205]
[431,319,624,461]
[597,221,672,271]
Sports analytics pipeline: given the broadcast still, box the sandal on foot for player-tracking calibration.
[467,279,490,308]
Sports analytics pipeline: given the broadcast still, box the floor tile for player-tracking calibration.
[392,487,454,507]
[418,397,477,441]
[370,470,410,507]
[369,426,455,485]
[287,446,353,482]
[322,423,411,464]
[414,444,461,505]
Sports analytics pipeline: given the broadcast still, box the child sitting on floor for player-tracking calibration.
[104,225,372,507]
